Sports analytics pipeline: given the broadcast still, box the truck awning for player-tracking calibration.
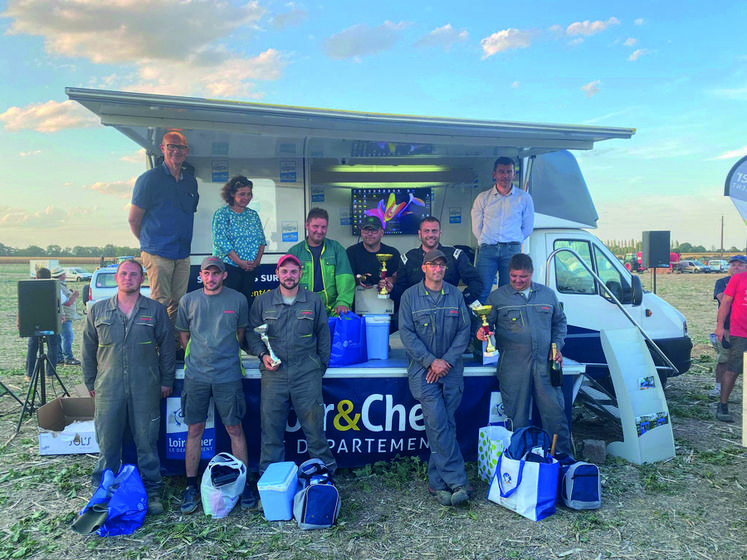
[66,87,635,156]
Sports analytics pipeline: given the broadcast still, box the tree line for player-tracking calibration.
[604,240,743,255]
[0,243,140,257]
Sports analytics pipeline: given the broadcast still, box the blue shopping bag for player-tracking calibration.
[328,311,367,366]
[78,464,147,537]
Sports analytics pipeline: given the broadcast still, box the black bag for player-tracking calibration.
[293,459,340,530]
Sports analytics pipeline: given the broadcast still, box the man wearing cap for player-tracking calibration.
[51,267,81,366]
[176,256,251,513]
[399,249,472,506]
[82,259,175,515]
[288,207,355,317]
[471,157,534,301]
[711,255,747,398]
[391,217,483,309]
[715,257,747,422]
[476,253,570,455]
[129,131,199,327]
[346,215,401,313]
[247,253,336,475]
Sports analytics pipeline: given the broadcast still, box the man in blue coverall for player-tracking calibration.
[477,253,571,455]
[399,249,472,506]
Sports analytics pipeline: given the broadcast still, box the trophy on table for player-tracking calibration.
[376,253,393,299]
[472,305,497,356]
[254,324,281,367]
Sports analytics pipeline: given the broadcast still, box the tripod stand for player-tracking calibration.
[16,335,70,433]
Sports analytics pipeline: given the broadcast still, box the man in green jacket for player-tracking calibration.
[289,207,355,317]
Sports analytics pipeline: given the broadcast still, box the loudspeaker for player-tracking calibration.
[18,280,61,337]
[642,231,671,268]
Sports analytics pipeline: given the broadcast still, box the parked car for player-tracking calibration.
[674,260,711,273]
[83,264,150,311]
[708,260,728,273]
[64,267,93,282]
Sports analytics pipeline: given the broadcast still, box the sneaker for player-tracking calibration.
[241,482,259,510]
[716,403,735,423]
[428,486,452,506]
[451,486,471,506]
[64,358,81,366]
[180,485,199,514]
[148,495,164,515]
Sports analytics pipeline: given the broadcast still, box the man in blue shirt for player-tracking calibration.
[129,131,199,326]
[471,157,534,301]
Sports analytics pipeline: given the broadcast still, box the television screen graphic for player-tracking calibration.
[351,187,432,235]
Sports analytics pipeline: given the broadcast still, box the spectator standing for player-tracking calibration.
[82,259,175,515]
[212,175,266,308]
[399,249,472,506]
[51,267,81,366]
[471,157,534,301]
[711,255,747,397]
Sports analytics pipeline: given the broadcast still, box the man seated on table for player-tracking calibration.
[476,253,571,456]
[346,215,401,315]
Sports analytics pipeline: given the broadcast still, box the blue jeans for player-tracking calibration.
[476,243,521,301]
[59,321,74,361]
[26,335,59,379]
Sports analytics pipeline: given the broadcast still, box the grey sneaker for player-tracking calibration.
[180,485,199,514]
[428,487,452,506]
[716,403,734,423]
[241,482,259,510]
[147,495,164,515]
[451,486,471,506]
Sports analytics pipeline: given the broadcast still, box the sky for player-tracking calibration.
[1,0,746,251]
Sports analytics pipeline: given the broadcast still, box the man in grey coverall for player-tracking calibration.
[477,253,571,455]
[82,259,175,515]
[399,249,472,506]
[247,253,336,475]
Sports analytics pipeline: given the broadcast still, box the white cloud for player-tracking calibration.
[3,0,285,98]
[634,18,645,26]
[628,48,653,61]
[324,21,408,60]
[272,3,308,30]
[714,146,747,160]
[712,86,747,100]
[19,150,42,157]
[415,24,468,51]
[566,17,620,37]
[624,37,637,47]
[480,28,535,58]
[121,149,146,164]
[581,80,601,98]
[83,178,136,199]
[0,205,67,229]
[511,81,520,89]
[0,100,99,132]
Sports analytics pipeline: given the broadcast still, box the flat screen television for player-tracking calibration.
[351,187,432,235]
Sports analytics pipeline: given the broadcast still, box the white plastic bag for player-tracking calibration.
[200,452,247,518]
[477,425,512,483]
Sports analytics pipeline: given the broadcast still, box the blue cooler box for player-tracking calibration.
[258,461,298,521]
[365,314,390,360]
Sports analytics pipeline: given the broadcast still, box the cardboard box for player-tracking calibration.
[37,396,99,455]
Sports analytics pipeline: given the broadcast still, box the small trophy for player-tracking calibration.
[376,253,393,299]
[473,305,497,355]
[254,324,281,367]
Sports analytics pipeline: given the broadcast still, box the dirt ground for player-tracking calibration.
[0,266,744,560]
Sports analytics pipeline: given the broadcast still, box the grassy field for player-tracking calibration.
[0,265,744,560]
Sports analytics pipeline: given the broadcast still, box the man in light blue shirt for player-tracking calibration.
[471,157,534,301]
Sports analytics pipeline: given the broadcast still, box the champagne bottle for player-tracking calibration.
[550,343,563,387]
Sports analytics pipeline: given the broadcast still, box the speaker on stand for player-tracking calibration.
[642,231,671,294]
[16,280,70,433]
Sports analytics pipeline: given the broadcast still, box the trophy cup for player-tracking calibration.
[376,253,393,299]
[254,324,281,367]
[472,305,497,355]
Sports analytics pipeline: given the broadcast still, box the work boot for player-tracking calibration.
[716,403,734,423]
[180,485,199,514]
[241,481,259,510]
[147,495,164,515]
[428,487,452,506]
[450,486,471,506]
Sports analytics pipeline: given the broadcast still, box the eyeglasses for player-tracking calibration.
[164,143,188,151]
[425,262,447,269]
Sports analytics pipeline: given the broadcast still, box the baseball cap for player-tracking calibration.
[50,266,65,278]
[360,215,383,230]
[277,254,301,268]
[423,249,447,264]
[201,256,226,272]
[728,255,747,264]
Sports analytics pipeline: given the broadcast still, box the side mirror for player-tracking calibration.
[631,274,643,306]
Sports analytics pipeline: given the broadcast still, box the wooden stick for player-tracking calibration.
[550,434,558,456]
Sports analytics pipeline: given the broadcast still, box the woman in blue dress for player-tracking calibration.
[211,176,267,306]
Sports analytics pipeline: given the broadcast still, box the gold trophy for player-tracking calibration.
[376,253,393,299]
[473,305,497,355]
[254,324,281,367]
